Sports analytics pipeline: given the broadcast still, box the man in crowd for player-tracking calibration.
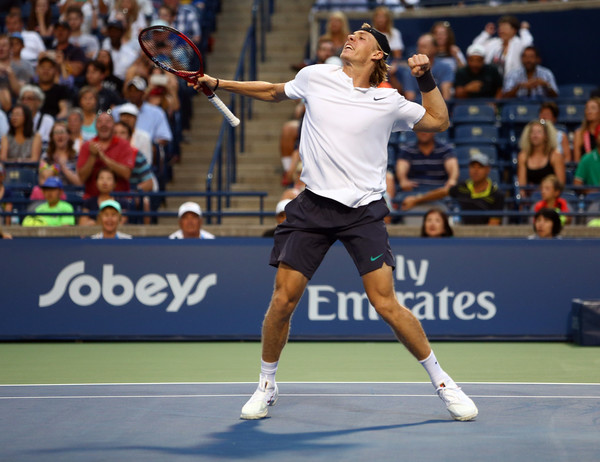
[168,202,215,239]
[454,44,503,99]
[502,46,558,99]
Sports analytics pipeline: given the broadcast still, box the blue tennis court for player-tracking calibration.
[1,382,598,461]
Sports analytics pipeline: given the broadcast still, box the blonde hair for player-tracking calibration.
[580,97,600,132]
[372,6,393,34]
[519,119,558,159]
[323,11,350,40]
[360,23,390,87]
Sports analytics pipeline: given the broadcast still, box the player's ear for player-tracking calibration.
[372,49,384,61]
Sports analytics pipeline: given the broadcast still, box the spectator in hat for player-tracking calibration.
[50,20,87,85]
[35,53,72,119]
[169,201,215,239]
[101,20,139,81]
[113,77,173,148]
[23,176,75,227]
[402,152,505,225]
[263,199,291,237]
[77,111,135,198]
[3,11,46,66]
[454,44,503,99]
[117,102,153,166]
[91,199,132,239]
[528,207,562,239]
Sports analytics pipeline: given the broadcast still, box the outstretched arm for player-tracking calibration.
[193,74,289,102]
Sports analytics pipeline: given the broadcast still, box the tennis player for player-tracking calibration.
[193,24,478,422]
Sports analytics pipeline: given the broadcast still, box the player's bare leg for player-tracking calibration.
[362,264,478,421]
[241,263,308,419]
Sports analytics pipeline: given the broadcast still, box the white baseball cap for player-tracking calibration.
[466,44,486,58]
[275,199,291,215]
[178,201,202,218]
[119,102,139,117]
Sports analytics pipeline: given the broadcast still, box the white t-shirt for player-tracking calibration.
[169,229,215,239]
[284,64,425,208]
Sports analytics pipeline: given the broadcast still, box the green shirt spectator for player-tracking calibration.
[22,177,75,227]
[574,149,600,186]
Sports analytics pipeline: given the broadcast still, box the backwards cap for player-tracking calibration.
[360,24,390,58]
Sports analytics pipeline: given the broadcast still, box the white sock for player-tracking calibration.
[260,359,278,387]
[419,351,455,389]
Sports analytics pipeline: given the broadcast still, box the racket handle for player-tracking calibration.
[208,94,240,127]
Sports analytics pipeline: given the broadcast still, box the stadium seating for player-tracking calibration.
[557,84,597,102]
[451,103,497,126]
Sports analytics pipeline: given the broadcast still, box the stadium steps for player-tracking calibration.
[163,0,315,230]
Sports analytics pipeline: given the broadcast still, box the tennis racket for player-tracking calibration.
[138,25,240,127]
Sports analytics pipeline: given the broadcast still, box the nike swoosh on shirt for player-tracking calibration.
[370,254,384,261]
[373,96,388,101]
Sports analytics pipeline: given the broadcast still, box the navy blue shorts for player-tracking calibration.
[270,189,396,280]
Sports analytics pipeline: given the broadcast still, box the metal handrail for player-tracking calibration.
[205,0,274,224]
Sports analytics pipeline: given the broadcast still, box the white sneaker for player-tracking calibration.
[436,382,478,421]
[240,375,279,420]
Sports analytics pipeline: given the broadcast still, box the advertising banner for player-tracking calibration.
[0,238,597,340]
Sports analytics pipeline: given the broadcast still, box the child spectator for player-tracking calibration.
[23,176,75,226]
[533,175,571,225]
[91,199,132,239]
[29,163,67,201]
[529,208,562,239]
[79,167,127,226]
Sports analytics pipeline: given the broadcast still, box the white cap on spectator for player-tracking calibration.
[178,201,202,218]
[275,199,291,215]
[119,103,139,117]
[127,76,147,91]
[466,44,486,58]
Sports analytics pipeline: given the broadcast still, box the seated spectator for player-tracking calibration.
[4,11,46,67]
[35,53,72,120]
[169,201,215,239]
[395,131,459,194]
[146,72,180,120]
[116,102,153,165]
[0,162,14,225]
[79,167,126,226]
[83,60,123,112]
[471,15,533,77]
[517,119,566,195]
[0,34,28,110]
[18,84,54,147]
[101,20,139,81]
[402,153,504,225]
[113,77,173,148]
[318,10,349,57]
[501,46,558,100]
[50,20,87,87]
[574,131,600,190]
[263,199,291,237]
[291,37,338,72]
[372,6,403,62]
[163,0,202,46]
[76,111,135,198]
[0,103,42,163]
[108,0,148,46]
[95,49,124,96]
[454,44,503,100]
[27,0,55,48]
[400,34,453,102]
[534,174,572,225]
[66,107,84,152]
[40,121,81,186]
[421,208,453,238]
[23,176,75,227]
[113,120,157,224]
[65,5,99,60]
[573,97,600,163]
[91,199,132,239]
[430,21,465,75]
[77,85,99,141]
[528,208,562,239]
[29,162,67,201]
[538,101,572,161]
[7,33,35,87]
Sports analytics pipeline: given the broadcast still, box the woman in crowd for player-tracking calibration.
[319,10,350,56]
[27,0,54,48]
[372,6,404,61]
[77,86,99,142]
[431,21,465,74]
[40,121,81,187]
[420,208,454,238]
[96,49,124,96]
[517,119,566,196]
[538,101,572,162]
[529,208,563,239]
[0,104,42,163]
[66,108,84,153]
[573,97,600,163]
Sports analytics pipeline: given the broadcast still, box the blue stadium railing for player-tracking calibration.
[204,0,275,224]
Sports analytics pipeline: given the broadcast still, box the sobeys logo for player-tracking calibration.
[39,261,217,312]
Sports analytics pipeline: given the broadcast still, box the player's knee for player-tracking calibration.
[269,290,300,319]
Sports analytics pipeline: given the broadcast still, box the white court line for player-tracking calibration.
[0,393,599,400]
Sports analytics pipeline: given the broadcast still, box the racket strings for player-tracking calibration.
[139,28,202,74]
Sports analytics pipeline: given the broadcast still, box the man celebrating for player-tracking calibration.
[193,24,478,422]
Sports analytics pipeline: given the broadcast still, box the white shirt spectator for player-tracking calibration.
[169,229,215,239]
[471,27,533,76]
